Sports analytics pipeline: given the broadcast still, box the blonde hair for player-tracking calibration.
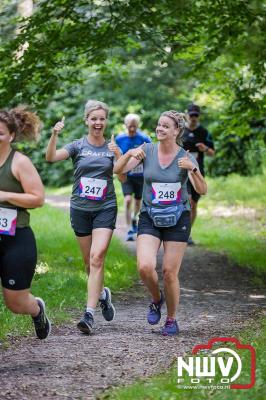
[0,105,41,142]
[84,100,109,119]
[161,110,188,145]
[124,113,140,125]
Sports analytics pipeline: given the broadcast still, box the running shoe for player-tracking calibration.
[99,287,116,321]
[77,311,94,334]
[126,229,135,241]
[147,290,164,325]
[32,297,51,340]
[161,318,179,336]
[187,236,195,246]
[131,217,138,234]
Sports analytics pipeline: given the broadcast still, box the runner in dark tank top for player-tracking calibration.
[0,106,50,340]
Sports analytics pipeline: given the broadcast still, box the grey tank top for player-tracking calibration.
[140,143,198,212]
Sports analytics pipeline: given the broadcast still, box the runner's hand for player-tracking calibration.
[52,116,65,135]
[178,150,194,170]
[196,142,208,152]
[108,133,121,158]
[128,146,146,161]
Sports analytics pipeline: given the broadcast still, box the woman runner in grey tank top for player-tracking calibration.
[0,106,51,340]
[114,110,207,336]
[46,100,124,335]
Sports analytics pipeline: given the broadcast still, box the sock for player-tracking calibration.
[166,317,176,322]
[86,307,95,316]
[131,212,138,221]
[99,288,107,301]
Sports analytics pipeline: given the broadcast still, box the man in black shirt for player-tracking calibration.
[183,104,215,245]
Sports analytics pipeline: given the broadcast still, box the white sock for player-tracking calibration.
[86,307,95,316]
[99,288,107,301]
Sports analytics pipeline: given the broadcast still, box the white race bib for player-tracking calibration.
[151,182,182,205]
[129,163,143,175]
[0,207,17,236]
[79,177,107,201]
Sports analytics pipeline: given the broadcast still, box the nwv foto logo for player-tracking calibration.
[177,337,256,390]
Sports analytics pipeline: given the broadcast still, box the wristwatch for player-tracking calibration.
[191,167,198,173]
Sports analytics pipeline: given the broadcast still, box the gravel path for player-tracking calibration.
[0,195,265,399]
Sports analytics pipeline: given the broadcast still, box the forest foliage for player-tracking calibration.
[0,0,265,184]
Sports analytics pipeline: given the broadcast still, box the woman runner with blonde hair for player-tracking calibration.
[114,110,207,336]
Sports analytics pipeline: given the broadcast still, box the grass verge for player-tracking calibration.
[192,174,266,277]
[99,317,266,400]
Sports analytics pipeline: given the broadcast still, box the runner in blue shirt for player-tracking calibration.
[115,114,151,241]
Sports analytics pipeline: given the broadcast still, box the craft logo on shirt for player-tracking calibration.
[81,149,113,157]
[188,132,195,138]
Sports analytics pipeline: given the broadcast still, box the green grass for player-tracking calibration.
[192,174,266,277]
[203,173,266,210]
[0,205,138,342]
[100,318,266,400]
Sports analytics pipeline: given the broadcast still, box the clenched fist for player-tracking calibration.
[128,145,146,161]
[178,150,195,171]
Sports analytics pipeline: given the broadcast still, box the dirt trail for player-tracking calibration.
[0,195,265,400]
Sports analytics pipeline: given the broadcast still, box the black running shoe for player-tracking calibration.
[99,287,116,321]
[126,229,135,241]
[32,297,51,340]
[77,311,94,334]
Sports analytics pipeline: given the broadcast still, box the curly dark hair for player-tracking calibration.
[0,105,41,142]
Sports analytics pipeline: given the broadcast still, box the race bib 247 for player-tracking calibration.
[79,177,108,201]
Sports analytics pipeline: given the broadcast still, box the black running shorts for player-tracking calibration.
[121,176,144,200]
[137,211,191,242]
[0,227,37,290]
[70,206,117,237]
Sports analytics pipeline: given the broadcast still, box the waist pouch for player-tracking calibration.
[146,203,185,228]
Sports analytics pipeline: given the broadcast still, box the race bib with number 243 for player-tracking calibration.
[0,207,17,236]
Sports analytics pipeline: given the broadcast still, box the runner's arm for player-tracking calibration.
[0,153,44,208]
[188,169,207,195]
[45,132,70,162]
[113,147,145,174]
[178,152,207,195]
